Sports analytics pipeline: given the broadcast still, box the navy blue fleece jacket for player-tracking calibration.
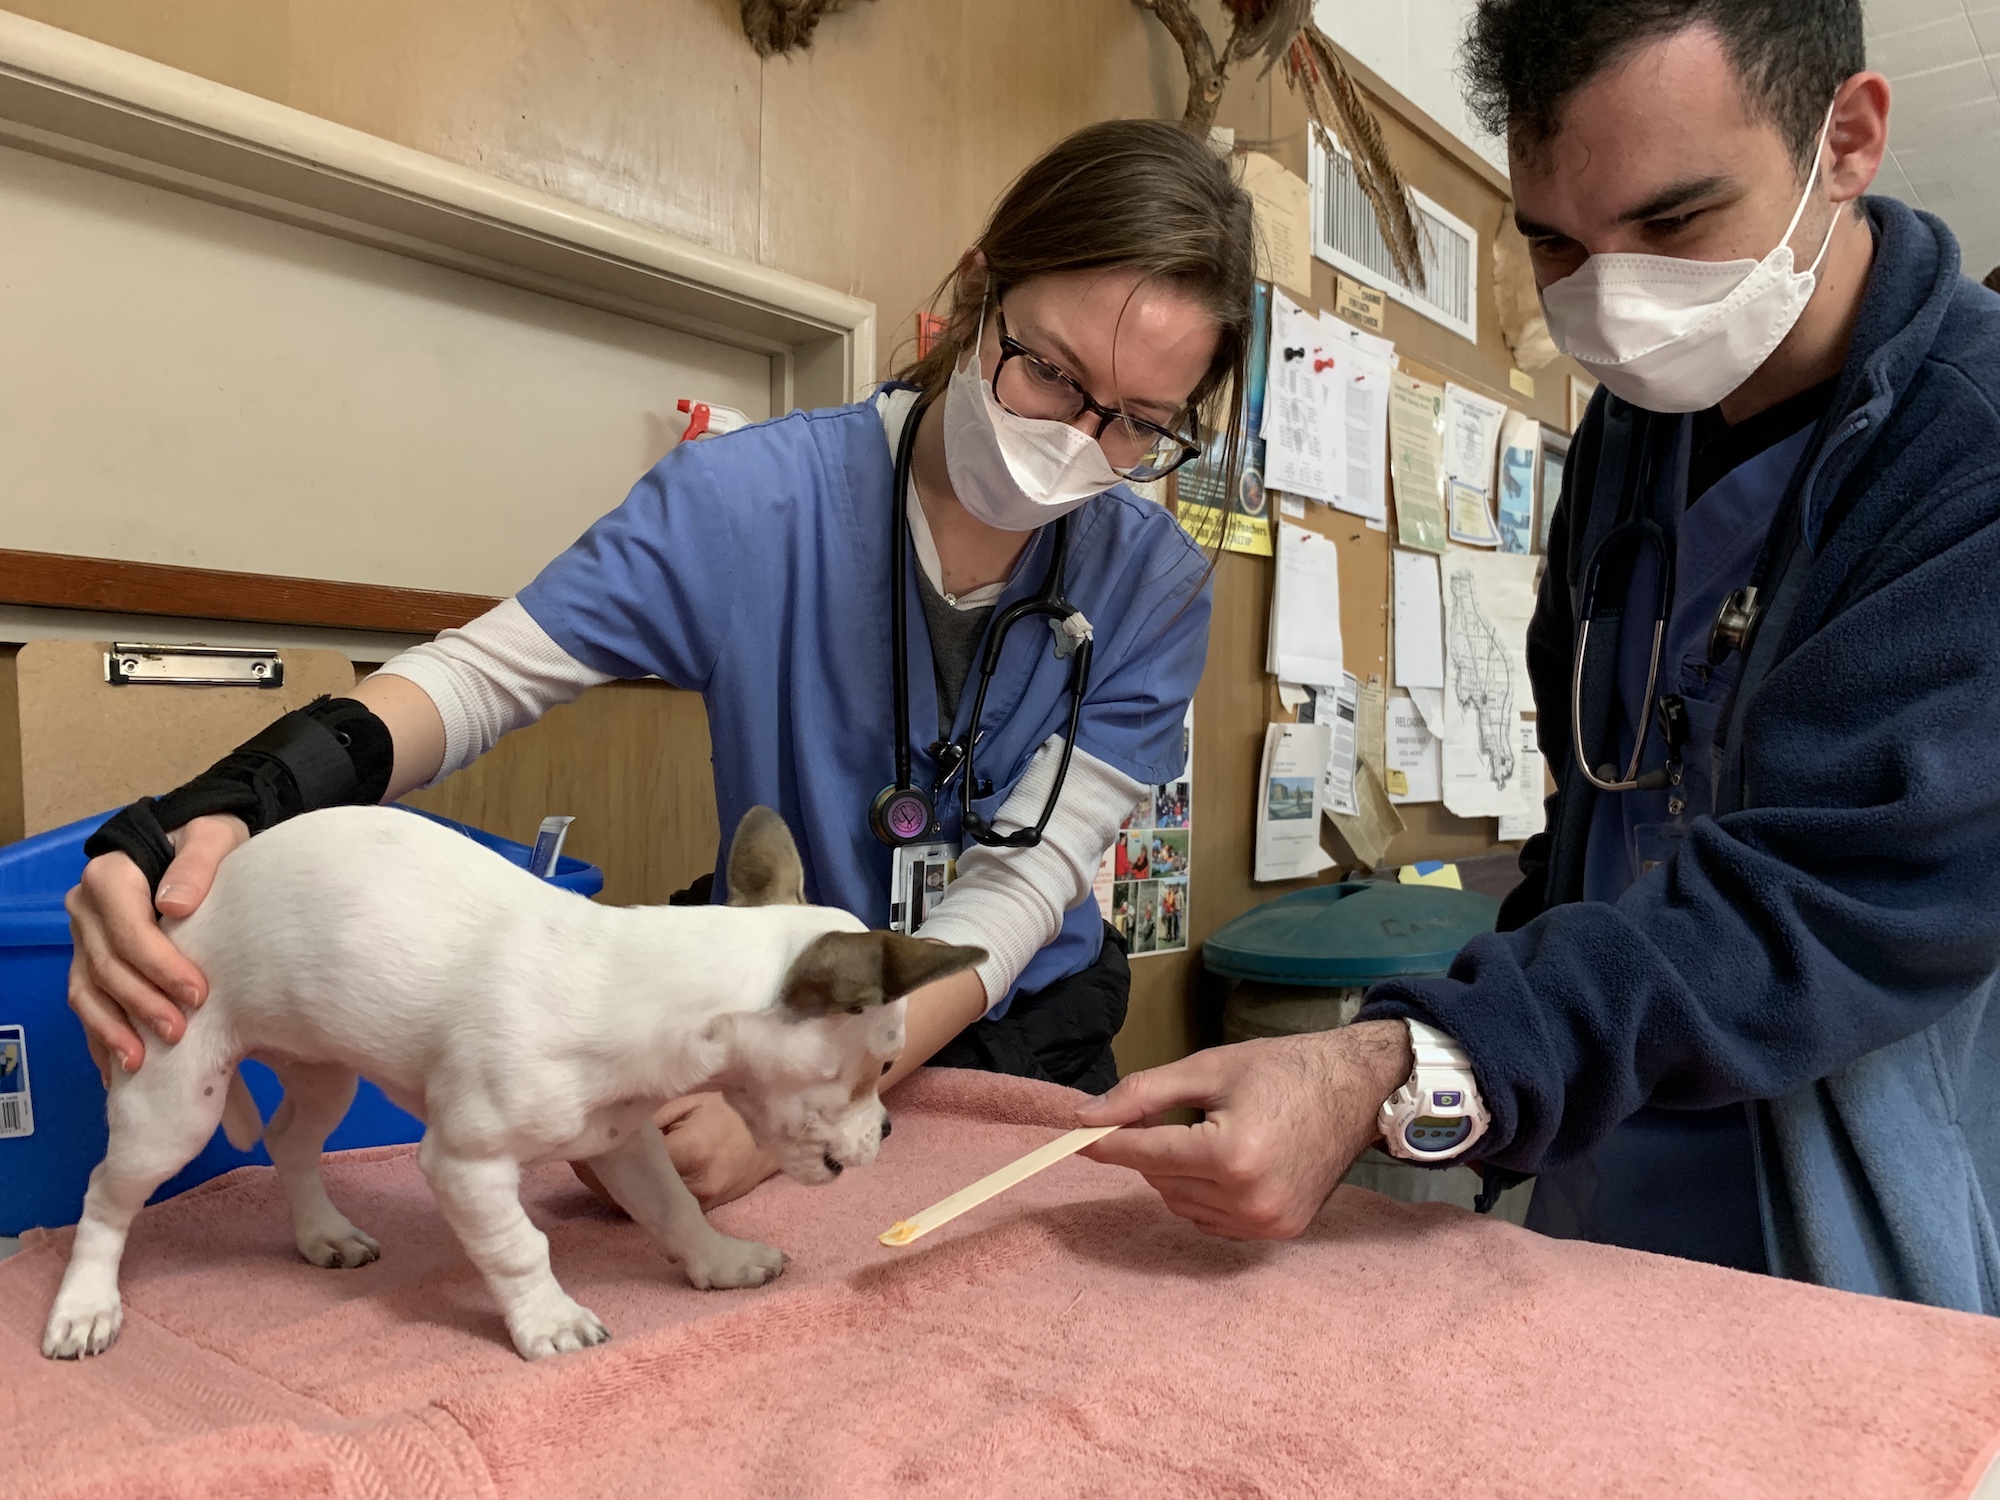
[1358,199,2000,1312]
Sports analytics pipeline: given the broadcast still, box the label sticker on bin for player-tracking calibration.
[0,1024,33,1138]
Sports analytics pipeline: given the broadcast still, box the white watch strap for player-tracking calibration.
[1405,1017,1471,1070]
[1378,1016,1489,1162]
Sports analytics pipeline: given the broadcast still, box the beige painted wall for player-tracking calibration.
[4,0,1203,385]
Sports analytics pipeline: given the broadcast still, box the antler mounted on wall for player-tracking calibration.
[739,0,871,57]
[1132,0,1427,292]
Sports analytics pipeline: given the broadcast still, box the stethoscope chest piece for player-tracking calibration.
[870,784,936,846]
[1708,586,1760,665]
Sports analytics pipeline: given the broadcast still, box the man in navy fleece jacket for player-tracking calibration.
[1083,0,2000,1313]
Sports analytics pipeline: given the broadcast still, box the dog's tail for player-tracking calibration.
[220,1067,264,1150]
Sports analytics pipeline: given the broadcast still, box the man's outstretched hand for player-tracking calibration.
[1076,1021,1414,1240]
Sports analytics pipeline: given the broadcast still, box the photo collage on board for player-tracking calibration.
[1094,705,1193,956]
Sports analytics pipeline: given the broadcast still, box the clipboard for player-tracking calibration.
[1,639,357,840]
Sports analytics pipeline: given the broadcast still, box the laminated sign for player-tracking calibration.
[0,1024,33,1139]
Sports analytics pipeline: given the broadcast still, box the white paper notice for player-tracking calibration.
[1263,291,1332,501]
[1440,548,1541,817]
[1391,548,1445,690]
[1444,383,1507,547]
[1409,685,1446,740]
[1384,691,1441,804]
[1498,719,1547,841]
[1256,721,1337,881]
[1317,674,1360,817]
[1268,522,1343,685]
[1443,383,1507,492]
[1330,327,1392,523]
[1449,479,1500,548]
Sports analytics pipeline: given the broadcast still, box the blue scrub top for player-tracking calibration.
[517,398,1213,1012]
[1530,423,1815,1270]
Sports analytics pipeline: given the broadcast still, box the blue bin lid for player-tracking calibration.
[1203,881,1499,986]
[0,804,604,949]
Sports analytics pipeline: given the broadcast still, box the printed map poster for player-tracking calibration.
[1178,282,1272,557]
[1440,548,1540,818]
[1094,704,1193,955]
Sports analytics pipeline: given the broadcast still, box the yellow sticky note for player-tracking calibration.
[1384,768,1410,796]
[1509,367,1536,398]
[1398,861,1463,889]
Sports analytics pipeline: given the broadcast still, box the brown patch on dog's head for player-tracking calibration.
[726,805,807,907]
[781,932,987,1017]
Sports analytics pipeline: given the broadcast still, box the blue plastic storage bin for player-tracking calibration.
[0,805,603,1236]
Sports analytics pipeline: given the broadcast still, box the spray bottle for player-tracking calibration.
[676,398,752,443]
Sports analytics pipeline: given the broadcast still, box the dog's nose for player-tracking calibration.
[822,1153,844,1176]
[879,1115,893,1140]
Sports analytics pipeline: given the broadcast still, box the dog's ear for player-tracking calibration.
[726,805,806,907]
[781,932,988,1016]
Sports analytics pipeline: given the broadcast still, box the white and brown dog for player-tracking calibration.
[42,805,981,1361]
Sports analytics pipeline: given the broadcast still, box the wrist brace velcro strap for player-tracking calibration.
[83,798,178,894]
[82,696,396,894]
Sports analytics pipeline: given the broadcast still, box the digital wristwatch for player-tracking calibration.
[1378,1018,1489,1163]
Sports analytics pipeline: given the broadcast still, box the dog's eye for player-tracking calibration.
[881,1061,893,1075]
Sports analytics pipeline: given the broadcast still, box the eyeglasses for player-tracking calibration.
[991,302,1203,483]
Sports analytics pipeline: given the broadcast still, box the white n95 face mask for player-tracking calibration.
[942,313,1122,532]
[1539,105,1841,414]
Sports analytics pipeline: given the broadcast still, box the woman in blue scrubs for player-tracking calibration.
[66,119,1256,1207]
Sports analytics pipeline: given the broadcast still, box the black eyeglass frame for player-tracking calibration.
[990,302,1204,481]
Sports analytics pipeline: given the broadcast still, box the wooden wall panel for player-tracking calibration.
[402,680,721,910]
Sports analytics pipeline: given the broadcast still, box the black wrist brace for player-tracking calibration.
[83,696,395,893]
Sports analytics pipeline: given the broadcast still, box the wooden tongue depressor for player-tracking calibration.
[879,1125,1120,1247]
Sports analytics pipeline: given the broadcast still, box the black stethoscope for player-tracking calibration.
[1571,420,1768,795]
[869,396,1093,850]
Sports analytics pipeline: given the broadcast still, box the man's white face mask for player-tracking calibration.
[1539,103,1841,414]
[942,306,1122,533]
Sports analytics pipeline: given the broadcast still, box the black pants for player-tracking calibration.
[928,922,1130,1094]
[673,876,1129,1094]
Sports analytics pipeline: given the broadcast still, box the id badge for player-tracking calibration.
[1629,819,1689,884]
[889,840,959,935]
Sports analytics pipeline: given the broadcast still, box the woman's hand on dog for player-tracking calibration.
[66,813,250,1084]
[572,1094,780,1212]
[658,1094,781,1208]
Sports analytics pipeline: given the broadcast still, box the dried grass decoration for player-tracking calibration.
[739,0,869,57]
[1133,0,1427,295]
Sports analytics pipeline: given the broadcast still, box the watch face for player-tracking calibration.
[1404,1115,1472,1151]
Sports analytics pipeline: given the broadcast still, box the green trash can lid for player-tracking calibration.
[1203,881,1500,986]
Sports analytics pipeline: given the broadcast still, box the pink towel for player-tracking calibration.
[5,1068,1998,1499]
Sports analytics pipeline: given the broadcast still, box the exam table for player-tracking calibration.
[4,1069,1996,1498]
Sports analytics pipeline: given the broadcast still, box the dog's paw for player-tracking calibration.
[508,1293,611,1361]
[42,1295,123,1359]
[682,1234,788,1291]
[298,1225,382,1270]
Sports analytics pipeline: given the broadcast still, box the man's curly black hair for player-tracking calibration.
[1462,0,1866,170]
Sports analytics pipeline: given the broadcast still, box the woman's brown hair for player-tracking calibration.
[893,118,1258,514]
